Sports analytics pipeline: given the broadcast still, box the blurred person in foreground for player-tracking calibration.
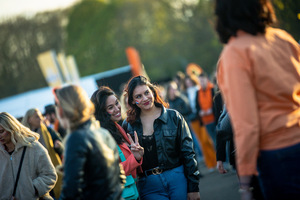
[53,85,123,200]
[215,0,300,199]
[123,75,200,200]
[0,112,57,200]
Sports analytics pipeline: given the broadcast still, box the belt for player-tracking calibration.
[139,167,164,177]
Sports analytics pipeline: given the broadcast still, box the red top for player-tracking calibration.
[115,123,143,178]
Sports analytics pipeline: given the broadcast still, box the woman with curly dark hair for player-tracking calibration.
[123,75,200,200]
[91,86,144,200]
[215,0,300,200]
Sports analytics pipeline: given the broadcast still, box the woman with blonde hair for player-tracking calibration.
[22,108,62,199]
[53,85,123,200]
[0,112,57,200]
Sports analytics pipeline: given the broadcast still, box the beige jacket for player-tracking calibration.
[0,138,57,200]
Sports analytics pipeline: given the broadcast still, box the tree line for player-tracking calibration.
[0,0,298,99]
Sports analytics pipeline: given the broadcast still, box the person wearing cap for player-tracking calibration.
[44,104,67,138]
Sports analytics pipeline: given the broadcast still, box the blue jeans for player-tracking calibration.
[205,122,216,147]
[137,165,187,200]
[257,142,300,200]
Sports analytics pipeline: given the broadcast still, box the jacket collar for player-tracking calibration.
[157,106,168,124]
[72,119,91,131]
[135,106,168,124]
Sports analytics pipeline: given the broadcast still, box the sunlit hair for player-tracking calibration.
[120,91,129,119]
[166,81,179,101]
[184,74,200,90]
[174,71,185,90]
[0,112,39,146]
[90,86,123,144]
[215,0,277,44]
[22,108,39,130]
[54,85,95,130]
[124,75,169,124]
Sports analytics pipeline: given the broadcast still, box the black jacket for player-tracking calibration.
[168,94,192,120]
[215,105,236,167]
[123,106,200,193]
[59,120,123,200]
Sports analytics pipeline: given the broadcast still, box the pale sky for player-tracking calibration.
[0,0,80,19]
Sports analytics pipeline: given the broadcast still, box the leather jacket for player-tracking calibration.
[123,106,200,192]
[59,120,123,200]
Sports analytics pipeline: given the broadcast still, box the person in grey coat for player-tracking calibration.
[0,112,57,200]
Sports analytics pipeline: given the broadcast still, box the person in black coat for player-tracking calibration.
[53,85,124,200]
[214,91,264,200]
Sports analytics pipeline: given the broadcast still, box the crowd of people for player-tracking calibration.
[0,0,300,200]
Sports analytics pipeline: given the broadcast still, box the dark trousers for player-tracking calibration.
[257,142,300,200]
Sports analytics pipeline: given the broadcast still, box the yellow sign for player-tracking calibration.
[37,50,63,87]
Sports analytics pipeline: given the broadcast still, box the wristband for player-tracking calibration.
[239,182,250,187]
[238,187,253,193]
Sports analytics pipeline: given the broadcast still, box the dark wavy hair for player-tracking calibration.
[90,86,123,144]
[124,76,169,124]
[215,0,277,44]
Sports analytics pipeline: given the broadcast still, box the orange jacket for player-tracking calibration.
[197,82,215,125]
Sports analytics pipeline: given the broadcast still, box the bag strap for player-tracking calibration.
[12,146,27,196]
[117,146,126,162]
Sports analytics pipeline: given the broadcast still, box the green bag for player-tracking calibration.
[117,146,139,200]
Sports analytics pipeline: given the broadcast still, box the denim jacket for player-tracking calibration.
[123,106,200,192]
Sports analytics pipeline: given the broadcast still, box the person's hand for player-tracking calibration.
[199,110,205,117]
[11,196,17,200]
[127,131,144,161]
[205,108,213,115]
[217,161,227,174]
[54,140,63,149]
[187,192,200,200]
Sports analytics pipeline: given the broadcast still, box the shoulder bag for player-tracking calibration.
[117,146,139,200]
[11,146,27,200]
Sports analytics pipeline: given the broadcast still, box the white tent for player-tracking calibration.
[0,66,131,118]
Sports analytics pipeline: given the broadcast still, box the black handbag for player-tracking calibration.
[216,106,233,141]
